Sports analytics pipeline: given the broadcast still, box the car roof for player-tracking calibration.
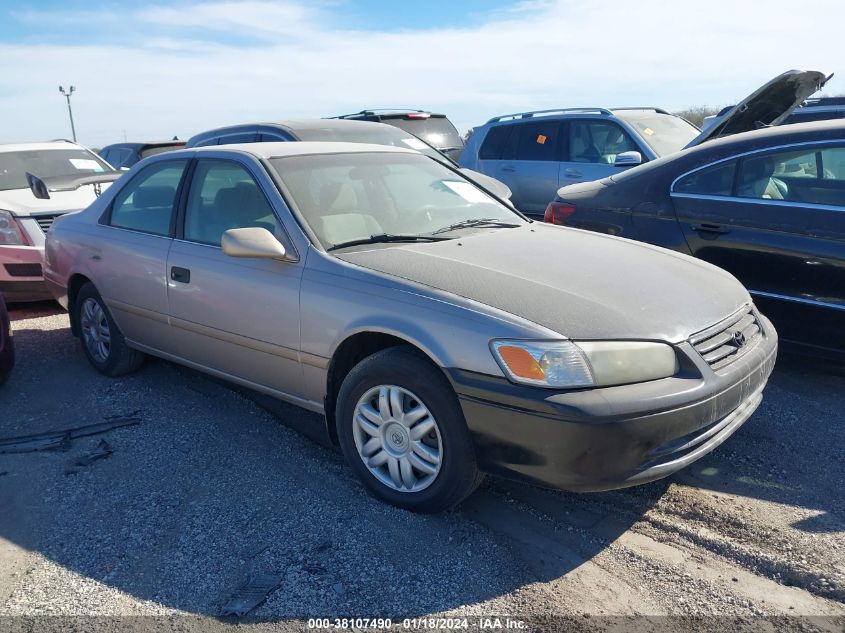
[0,140,88,153]
[187,141,418,159]
[102,141,185,149]
[682,117,845,155]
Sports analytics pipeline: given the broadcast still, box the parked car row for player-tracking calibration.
[3,69,836,514]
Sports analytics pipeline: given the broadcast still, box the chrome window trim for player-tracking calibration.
[670,138,845,194]
[749,289,845,312]
[670,192,845,213]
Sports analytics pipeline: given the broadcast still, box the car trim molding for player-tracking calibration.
[748,289,845,312]
[106,298,169,324]
[669,138,845,195]
[670,192,845,213]
[169,316,300,361]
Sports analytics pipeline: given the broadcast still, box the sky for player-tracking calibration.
[0,0,842,147]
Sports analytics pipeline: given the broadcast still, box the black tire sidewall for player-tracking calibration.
[74,284,131,375]
[336,347,478,513]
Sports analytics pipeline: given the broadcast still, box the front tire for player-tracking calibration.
[74,283,144,377]
[336,346,483,513]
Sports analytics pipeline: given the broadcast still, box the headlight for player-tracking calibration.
[491,339,679,389]
[0,210,29,246]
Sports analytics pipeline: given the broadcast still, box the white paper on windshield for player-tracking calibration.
[442,180,492,203]
[69,159,104,172]
[402,137,428,150]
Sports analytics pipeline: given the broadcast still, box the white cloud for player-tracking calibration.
[0,0,842,147]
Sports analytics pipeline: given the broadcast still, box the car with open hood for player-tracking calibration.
[0,141,123,302]
[44,142,777,512]
[460,70,827,219]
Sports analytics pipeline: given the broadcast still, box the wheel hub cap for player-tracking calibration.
[352,385,443,493]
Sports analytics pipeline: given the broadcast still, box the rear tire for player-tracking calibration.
[336,346,484,513]
[74,283,144,377]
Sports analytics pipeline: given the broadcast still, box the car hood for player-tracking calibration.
[0,186,108,216]
[334,224,750,343]
[685,69,830,148]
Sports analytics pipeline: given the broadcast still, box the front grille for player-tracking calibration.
[4,263,42,278]
[33,214,61,233]
[690,305,763,371]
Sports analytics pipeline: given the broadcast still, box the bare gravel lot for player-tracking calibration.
[0,303,843,631]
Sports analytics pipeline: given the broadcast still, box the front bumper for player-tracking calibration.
[448,314,778,492]
[0,245,49,302]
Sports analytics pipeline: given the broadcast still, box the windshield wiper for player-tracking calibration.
[327,233,452,251]
[432,218,521,235]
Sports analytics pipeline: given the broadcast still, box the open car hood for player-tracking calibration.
[685,69,830,148]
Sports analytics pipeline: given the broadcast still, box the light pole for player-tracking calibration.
[58,85,77,142]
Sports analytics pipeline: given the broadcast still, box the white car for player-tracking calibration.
[0,141,121,302]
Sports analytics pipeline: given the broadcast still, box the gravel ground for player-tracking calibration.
[0,303,843,632]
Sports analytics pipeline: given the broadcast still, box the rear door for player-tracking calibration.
[671,142,845,352]
[561,119,640,187]
[96,159,189,351]
[166,156,307,401]
[481,120,565,218]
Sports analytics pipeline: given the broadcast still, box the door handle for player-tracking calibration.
[170,266,191,284]
[692,223,730,235]
[564,169,583,179]
[500,166,516,173]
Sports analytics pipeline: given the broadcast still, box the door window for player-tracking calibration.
[184,160,279,246]
[508,121,563,161]
[738,145,845,205]
[479,125,513,160]
[108,160,186,235]
[674,160,737,196]
[568,120,637,164]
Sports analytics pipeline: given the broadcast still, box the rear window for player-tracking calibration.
[384,117,464,151]
[294,125,447,162]
[0,149,110,191]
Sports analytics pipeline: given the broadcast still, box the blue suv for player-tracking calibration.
[459,107,700,217]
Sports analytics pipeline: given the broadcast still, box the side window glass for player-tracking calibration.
[569,121,637,164]
[109,160,186,235]
[510,121,562,161]
[739,151,813,200]
[478,126,513,160]
[820,147,845,181]
[675,160,737,196]
[184,160,279,246]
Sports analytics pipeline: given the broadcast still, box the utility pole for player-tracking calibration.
[58,85,77,142]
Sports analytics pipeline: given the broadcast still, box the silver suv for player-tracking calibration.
[459,107,700,218]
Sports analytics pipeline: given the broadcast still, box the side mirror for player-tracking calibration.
[221,227,286,260]
[26,172,50,199]
[614,151,643,167]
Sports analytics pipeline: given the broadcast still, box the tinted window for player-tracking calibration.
[508,121,562,161]
[218,132,258,145]
[478,125,513,160]
[569,121,637,164]
[184,160,279,246]
[675,160,737,196]
[109,161,186,235]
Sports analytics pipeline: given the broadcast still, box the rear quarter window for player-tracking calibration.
[674,160,737,196]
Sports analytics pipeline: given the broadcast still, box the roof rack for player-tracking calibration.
[485,108,613,124]
[801,96,845,107]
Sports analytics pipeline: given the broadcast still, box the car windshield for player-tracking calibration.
[271,152,523,249]
[294,126,450,164]
[614,113,700,157]
[0,149,110,191]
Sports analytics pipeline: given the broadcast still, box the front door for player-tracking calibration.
[166,157,307,400]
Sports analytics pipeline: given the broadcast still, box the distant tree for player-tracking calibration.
[673,105,721,128]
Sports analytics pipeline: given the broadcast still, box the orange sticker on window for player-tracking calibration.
[536,134,547,144]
